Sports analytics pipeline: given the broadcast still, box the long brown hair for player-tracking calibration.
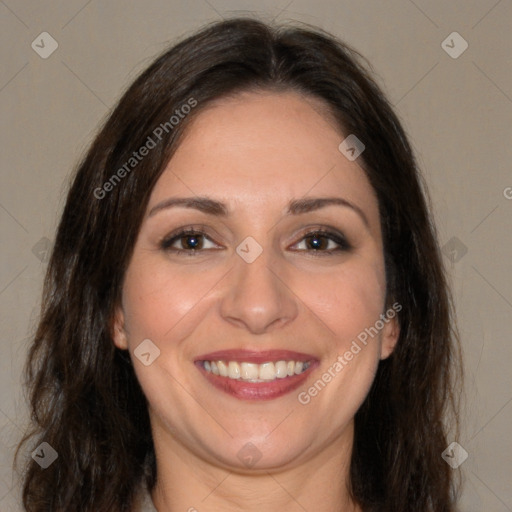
[16,17,462,511]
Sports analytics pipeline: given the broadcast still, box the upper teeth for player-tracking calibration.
[203,360,310,382]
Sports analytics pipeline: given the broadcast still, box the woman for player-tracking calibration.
[17,17,462,512]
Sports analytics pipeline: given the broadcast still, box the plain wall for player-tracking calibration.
[1,0,511,510]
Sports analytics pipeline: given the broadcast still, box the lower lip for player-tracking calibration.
[195,361,318,401]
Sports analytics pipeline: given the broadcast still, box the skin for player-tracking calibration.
[113,90,400,512]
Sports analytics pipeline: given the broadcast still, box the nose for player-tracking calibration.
[219,244,299,335]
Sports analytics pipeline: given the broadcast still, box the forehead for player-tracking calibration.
[149,90,379,228]
[174,89,343,170]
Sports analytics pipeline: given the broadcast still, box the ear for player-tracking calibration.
[380,315,400,360]
[111,307,128,350]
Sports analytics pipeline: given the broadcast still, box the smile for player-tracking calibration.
[201,359,311,381]
[195,350,318,400]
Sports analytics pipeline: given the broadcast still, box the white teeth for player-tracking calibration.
[240,362,259,380]
[217,360,228,377]
[202,359,311,381]
[259,362,276,381]
[228,361,241,379]
[275,360,288,379]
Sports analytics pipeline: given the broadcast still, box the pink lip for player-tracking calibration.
[195,349,316,364]
[194,349,319,401]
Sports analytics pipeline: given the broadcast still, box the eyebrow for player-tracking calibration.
[148,196,369,226]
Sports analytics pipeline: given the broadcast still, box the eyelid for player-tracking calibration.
[159,225,223,251]
[160,224,352,256]
[289,226,352,253]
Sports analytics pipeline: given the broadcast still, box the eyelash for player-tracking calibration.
[159,226,351,256]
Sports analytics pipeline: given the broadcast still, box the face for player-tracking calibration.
[113,90,399,472]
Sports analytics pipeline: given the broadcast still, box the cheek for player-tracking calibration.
[295,257,387,344]
[295,261,386,426]
[121,254,214,342]
[298,258,386,413]
[122,247,387,349]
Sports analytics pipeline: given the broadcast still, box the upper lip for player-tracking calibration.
[195,349,317,364]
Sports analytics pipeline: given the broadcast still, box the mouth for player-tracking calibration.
[194,350,319,401]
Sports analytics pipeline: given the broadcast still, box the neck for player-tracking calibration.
[150,419,361,512]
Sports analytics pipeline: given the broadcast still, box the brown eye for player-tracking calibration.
[292,229,351,254]
[177,232,203,250]
[160,229,218,254]
[304,233,330,251]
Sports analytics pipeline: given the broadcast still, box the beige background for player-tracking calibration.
[1,0,511,510]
